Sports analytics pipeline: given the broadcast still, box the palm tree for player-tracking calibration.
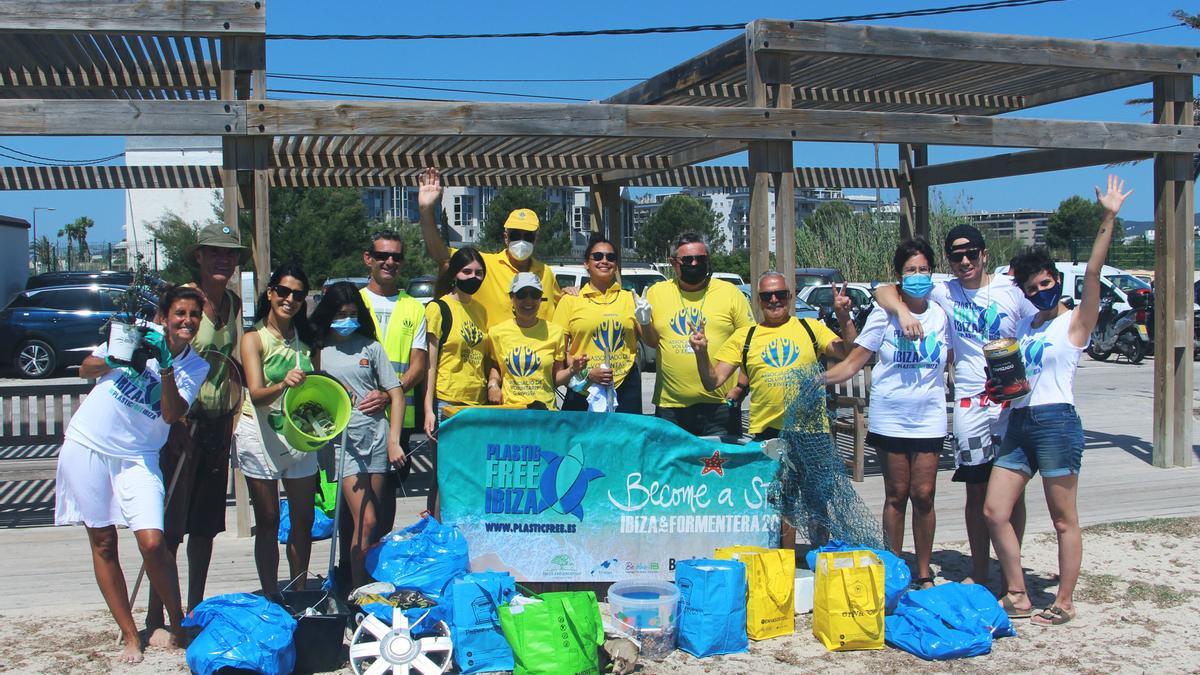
[58,216,94,269]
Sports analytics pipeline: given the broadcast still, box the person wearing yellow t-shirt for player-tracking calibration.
[552,235,645,413]
[642,232,753,436]
[423,247,491,515]
[417,167,562,329]
[486,273,583,410]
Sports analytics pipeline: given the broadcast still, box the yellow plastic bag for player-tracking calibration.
[715,546,794,640]
[812,550,885,651]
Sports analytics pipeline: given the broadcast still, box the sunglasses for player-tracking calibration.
[513,289,543,301]
[507,230,536,242]
[589,252,617,263]
[677,255,709,266]
[759,290,792,303]
[368,250,403,262]
[947,249,982,263]
[270,285,307,301]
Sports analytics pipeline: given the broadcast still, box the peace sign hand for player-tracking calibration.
[832,282,853,317]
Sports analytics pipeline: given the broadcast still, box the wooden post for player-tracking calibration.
[603,185,623,259]
[913,144,929,240]
[898,144,916,240]
[772,80,796,307]
[1151,75,1195,468]
[746,37,791,318]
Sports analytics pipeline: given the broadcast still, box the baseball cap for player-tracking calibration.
[504,208,540,232]
[510,272,543,294]
[944,224,986,254]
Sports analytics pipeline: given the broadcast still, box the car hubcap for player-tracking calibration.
[19,345,49,376]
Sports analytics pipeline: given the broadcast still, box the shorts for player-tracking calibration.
[54,439,165,532]
[233,409,318,480]
[867,432,944,454]
[337,417,392,480]
[951,461,993,484]
[952,394,1010,469]
[655,402,731,438]
[160,414,236,541]
[995,404,1085,478]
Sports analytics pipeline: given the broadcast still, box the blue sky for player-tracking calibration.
[1,0,1195,244]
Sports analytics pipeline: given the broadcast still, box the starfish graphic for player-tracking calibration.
[700,449,727,477]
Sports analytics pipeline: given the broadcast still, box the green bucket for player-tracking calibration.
[280,373,352,453]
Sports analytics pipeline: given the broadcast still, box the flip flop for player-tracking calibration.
[912,577,936,590]
[1000,592,1033,619]
[1031,605,1076,626]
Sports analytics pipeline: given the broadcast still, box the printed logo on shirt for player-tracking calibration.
[109,371,163,420]
[669,308,704,336]
[505,346,542,378]
[951,301,1006,342]
[1021,334,1051,377]
[400,317,417,333]
[592,319,627,354]
[460,320,484,347]
[760,338,801,369]
[358,358,370,368]
[887,330,943,368]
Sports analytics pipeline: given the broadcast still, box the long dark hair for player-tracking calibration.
[435,246,487,297]
[254,262,315,345]
[310,281,378,347]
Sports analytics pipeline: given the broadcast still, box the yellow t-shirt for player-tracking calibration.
[646,278,753,407]
[449,248,563,330]
[714,317,839,433]
[551,282,638,388]
[487,318,566,410]
[425,297,491,405]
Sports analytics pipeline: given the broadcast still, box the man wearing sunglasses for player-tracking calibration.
[358,231,428,533]
[874,225,1037,587]
[643,232,753,436]
[417,167,562,329]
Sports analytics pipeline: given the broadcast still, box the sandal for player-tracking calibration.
[1031,605,1075,626]
[999,591,1033,619]
[912,577,936,590]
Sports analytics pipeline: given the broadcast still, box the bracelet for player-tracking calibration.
[159,365,174,376]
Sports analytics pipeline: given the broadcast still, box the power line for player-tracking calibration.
[1094,23,1186,41]
[267,88,453,102]
[268,72,646,83]
[268,74,591,101]
[266,0,1065,41]
[0,144,124,165]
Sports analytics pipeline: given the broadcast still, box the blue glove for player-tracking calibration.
[141,329,172,369]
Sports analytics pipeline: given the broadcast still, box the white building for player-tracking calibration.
[123,136,222,268]
[965,210,1051,247]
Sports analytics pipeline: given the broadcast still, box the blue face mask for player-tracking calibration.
[1028,282,1063,311]
[901,273,934,299]
[331,317,359,336]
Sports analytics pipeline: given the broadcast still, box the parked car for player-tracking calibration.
[994,263,1198,315]
[406,275,436,305]
[736,284,821,320]
[309,276,370,315]
[26,270,166,292]
[0,284,157,378]
[795,267,845,288]
[712,272,745,286]
[550,265,667,372]
[797,283,876,315]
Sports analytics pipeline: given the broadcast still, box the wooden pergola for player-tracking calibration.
[0,2,1194,468]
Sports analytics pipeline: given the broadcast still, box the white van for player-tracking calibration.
[551,265,666,296]
[993,262,1163,314]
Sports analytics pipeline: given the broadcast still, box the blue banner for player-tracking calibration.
[439,408,782,582]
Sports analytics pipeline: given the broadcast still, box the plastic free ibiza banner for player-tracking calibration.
[439,408,782,582]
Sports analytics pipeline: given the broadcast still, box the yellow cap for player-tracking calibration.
[504,208,540,232]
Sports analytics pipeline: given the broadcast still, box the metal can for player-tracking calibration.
[983,338,1030,402]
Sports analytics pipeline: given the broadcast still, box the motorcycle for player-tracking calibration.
[1088,297,1149,364]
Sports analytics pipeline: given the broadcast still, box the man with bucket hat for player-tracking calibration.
[145,221,248,644]
[873,225,1036,589]
[416,167,562,329]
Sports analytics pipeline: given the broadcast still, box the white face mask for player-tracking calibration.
[508,239,534,262]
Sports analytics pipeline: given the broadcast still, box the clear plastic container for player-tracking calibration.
[607,580,680,660]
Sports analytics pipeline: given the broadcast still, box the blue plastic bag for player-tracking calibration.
[806,540,911,612]
[366,516,469,597]
[182,593,297,675]
[675,558,749,657]
[884,583,1015,660]
[446,571,517,673]
[278,499,334,544]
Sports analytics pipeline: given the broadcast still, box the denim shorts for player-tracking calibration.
[994,404,1084,478]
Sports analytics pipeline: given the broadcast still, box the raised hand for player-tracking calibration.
[1094,174,1132,217]
[634,291,653,326]
[417,167,444,213]
[832,282,852,317]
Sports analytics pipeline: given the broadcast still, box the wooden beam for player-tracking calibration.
[1021,71,1151,108]
[275,148,673,172]
[598,140,742,183]
[1151,74,1195,469]
[749,19,1200,75]
[244,101,1200,153]
[603,34,744,105]
[913,148,1152,185]
[0,0,266,36]
[685,83,1027,113]
[0,164,221,190]
[0,99,242,134]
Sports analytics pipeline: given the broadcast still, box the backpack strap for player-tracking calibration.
[434,299,452,346]
[798,318,818,353]
[740,325,758,373]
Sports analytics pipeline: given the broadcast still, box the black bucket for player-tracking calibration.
[280,589,352,673]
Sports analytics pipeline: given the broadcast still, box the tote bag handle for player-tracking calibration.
[758,552,793,606]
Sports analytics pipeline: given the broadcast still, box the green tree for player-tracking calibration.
[32,236,56,273]
[1046,195,1124,259]
[269,187,372,283]
[633,194,725,262]
[58,215,94,269]
[710,249,751,281]
[368,219,440,286]
[146,212,201,284]
[480,187,573,259]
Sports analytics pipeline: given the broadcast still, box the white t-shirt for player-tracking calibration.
[65,344,209,459]
[931,275,1036,398]
[1014,310,1084,408]
[363,288,428,351]
[855,304,951,437]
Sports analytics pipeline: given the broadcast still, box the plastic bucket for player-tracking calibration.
[794,568,814,614]
[106,321,145,363]
[607,580,679,660]
[281,373,351,453]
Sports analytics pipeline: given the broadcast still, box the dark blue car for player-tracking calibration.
[0,284,156,378]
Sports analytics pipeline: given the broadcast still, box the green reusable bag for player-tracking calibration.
[315,468,338,516]
[497,591,604,675]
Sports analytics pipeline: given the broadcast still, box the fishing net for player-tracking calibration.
[766,361,886,551]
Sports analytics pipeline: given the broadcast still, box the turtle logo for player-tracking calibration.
[974,303,1007,339]
[506,346,542,378]
[537,443,604,521]
[592,319,626,353]
[669,307,704,336]
[460,321,484,347]
[916,333,943,363]
[1022,335,1051,373]
[761,338,800,368]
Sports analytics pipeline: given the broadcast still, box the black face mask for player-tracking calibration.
[456,276,483,295]
[679,263,709,285]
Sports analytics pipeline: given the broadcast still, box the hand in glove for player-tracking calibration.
[634,292,653,326]
[141,328,173,370]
